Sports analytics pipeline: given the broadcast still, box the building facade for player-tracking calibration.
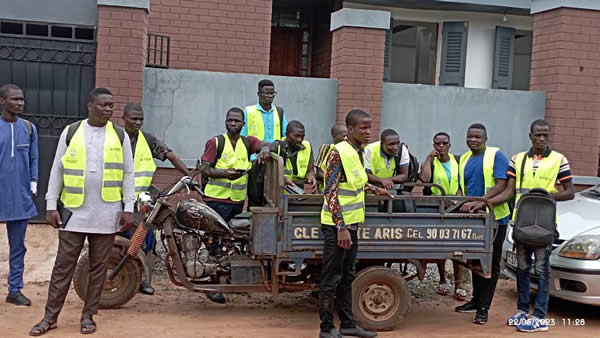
[1,0,599,219]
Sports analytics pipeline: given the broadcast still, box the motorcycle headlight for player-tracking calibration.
[558,235,600,260]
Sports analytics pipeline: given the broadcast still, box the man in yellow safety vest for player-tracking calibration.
[31,88,135,336]
[122,102,191,295]
[242,79,287,143]
[364,129,410,190]
[274,120,317,193]
[419,131,465,302]
[456,123,510,325]
[319,109,392,338]
[483,120,574,332]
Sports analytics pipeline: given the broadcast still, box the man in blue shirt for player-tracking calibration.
[455,123,509,325]
[242,79,288,143]
[0,84,39,306]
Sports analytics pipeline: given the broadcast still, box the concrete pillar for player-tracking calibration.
[530,2,600,176]
[96,0,149,126]
[329,8,390,139]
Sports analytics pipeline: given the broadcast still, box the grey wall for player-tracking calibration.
[142,68,338,167]
[381,83,545,161]
[0,0,97,26]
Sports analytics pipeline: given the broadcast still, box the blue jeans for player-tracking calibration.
[206,201,243,223]
[6,219,29,293]
[516,243,552,318]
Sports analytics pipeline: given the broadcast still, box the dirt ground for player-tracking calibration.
[1,224,598,338]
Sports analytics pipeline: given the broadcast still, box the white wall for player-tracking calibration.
[381,83,546,161]
[465,22,495,88]
[345,2,533,89]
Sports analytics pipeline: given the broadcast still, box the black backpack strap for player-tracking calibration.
[22,119,33,143]
[429,154,437,183]
[214,134,226,167]
[65,120,83,146]
[394,144,402,175]
[518,152,528,192]
[276,105,285,137]
[241,136,251,160]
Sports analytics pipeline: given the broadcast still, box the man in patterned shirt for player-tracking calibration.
[319,110,391,338]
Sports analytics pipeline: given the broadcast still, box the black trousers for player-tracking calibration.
[471,224,507,309]
[319,225,358,332]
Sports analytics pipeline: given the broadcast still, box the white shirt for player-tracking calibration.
[46,120,135,234]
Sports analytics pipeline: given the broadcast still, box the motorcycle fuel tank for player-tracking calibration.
[175,199,233,234]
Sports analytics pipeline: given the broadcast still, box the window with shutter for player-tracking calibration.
[386,20,437,84]
[439,22,468,87]
[492,26,516,90]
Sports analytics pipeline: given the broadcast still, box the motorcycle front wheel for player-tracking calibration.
[73,247,142,309]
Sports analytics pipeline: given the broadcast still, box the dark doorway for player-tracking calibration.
[0,27,96,222]
[270,27,303,76]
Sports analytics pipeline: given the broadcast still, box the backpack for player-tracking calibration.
[22,118,33,143]
[65,120,125,146]
[396,143,419,192]
[511,153,558,247]
[247,161,266,207]
[276,106,285,138]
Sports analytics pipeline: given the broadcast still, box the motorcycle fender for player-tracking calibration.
[113,236,152,284]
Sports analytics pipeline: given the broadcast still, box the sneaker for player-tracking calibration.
[6,291,31,306]
[507,310,528,326]
[473,307,488,325]
[517,316,549,332]
[455,300,479,313]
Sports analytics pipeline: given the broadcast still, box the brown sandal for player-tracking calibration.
[80,317,96,335]
[29,320,57,336]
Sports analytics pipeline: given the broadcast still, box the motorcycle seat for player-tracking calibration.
[230,218,251,230]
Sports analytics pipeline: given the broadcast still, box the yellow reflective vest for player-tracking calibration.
[204,134,252,202]
[244,105,282,141]
[512,150,563,221]
[365,141,396,179]
[280,140,312,183]
[133,131,157,198]
[459,147,510,221]
[321,141,369,226]
[61,120,124,208]
[431,155,459,196]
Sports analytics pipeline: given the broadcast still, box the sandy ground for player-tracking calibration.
[0,224,598,338]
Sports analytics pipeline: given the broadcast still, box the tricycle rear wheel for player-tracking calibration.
[73,247,142,309]
[352,266,410,332]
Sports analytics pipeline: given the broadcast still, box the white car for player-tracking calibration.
[501,184,600,305]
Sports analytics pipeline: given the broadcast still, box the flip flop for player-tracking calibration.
[80,317,96,335]
[435,284,450,296]
[454,288,468,301]
[29,320,57,337]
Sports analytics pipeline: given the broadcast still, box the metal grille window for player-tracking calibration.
[0,20,95,41]
[146,33,170,69]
